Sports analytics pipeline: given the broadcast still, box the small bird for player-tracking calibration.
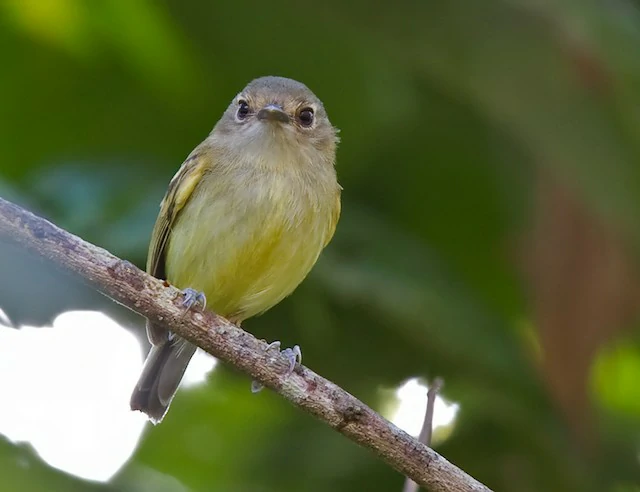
[130,76,341,423]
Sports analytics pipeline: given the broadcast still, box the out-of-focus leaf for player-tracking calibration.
[1,0,205,102]
[0,436,113,492]
[592,340,640,418]
[27,162,165,261]
[2,0,94,58]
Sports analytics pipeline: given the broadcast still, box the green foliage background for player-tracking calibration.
[1,1,640,491]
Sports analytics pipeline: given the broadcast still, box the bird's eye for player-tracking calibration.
[237,100,250,120]
[297,107,314,127]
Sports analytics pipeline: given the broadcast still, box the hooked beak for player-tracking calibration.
[256,104,290,123]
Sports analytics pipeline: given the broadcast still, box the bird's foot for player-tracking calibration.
[251,341,302,393]
[267,341,302,375]
[181,287,207,310]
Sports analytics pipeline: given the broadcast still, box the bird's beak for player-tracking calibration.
[256,104,290,123]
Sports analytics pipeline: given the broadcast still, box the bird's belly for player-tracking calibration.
[164,185,329,322]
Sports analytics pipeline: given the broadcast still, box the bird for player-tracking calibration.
[130,76,341,423]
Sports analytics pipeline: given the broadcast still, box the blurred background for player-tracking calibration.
[1,0,640,491]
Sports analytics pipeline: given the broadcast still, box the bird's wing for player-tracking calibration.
[146,150,209,345]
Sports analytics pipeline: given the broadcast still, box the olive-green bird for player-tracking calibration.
[130,76,341,423]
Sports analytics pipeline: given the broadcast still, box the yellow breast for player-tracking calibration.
[164,165,340,323]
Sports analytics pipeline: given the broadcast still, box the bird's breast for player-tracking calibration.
[165,165,338,322]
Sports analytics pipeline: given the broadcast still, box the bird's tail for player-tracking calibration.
[130,337,196,424]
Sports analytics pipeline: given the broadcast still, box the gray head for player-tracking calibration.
[210,76,338,166]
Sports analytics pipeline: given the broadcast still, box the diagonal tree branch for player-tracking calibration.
[0,196,492,492]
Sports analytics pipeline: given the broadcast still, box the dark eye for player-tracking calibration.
[237,100,250,120]
[298,107,314,127]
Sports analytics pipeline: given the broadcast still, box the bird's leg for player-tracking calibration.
[180,287,207,310]
[251,342,302,393]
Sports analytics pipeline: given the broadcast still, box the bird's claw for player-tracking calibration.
[251,341,302,393]
[181,288,206,310]
[281,344,302,375]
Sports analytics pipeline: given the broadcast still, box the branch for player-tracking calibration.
[403,378,445,492]
[0,197,492,492]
